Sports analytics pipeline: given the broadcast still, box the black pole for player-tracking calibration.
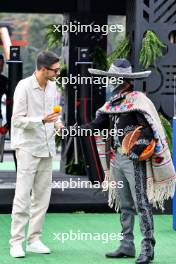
[76,47,105,183]
[6,46,23,130]
[6,46,23,170]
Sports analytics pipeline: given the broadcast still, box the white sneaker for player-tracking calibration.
[10,244,25,258]
[26,240,51,254]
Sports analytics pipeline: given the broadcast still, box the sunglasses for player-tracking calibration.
[46,67,60,74]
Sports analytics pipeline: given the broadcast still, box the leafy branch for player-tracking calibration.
[56,63,67,92]
[107,37,131,67]
[45,24,62,49]
[90,46,108,71]
[90,37,131,71]
[139,30,166,69]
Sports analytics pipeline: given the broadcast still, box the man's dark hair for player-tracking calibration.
[36,51,59,70]
[0,54,4,60]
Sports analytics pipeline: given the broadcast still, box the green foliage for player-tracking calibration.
[45,24,62,49]
[54,63,66,148]
[56,63,67,92]
[139,30,166,69]
[0,13,62,77]
[90,37,130,71]
[90,31,165,71]
[44,26,67,150]
[159,113,172,153]
[90,46,108,71]
[107,37,131,67]
[44,24,67,92]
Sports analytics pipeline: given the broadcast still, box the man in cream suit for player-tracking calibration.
[10,51,62,258]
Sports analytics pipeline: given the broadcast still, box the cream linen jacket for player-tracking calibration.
[11,73,60,157]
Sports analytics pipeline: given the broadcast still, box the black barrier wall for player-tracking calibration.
[127,0,176,118]
[60,12,107,178]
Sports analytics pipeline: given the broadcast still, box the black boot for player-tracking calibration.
[106,245,135,258]
[106,211,136,258]
[135,252,154,264]
[136,237,155,264]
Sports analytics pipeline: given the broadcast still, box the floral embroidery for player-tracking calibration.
[153,156,164,164]
[127,103,133,109]
[123,99,128,104]
[154,145,161,152]
[115,105,120,111]
[120,104,127,111]
[130,91,140,96]
[105,103,110,110]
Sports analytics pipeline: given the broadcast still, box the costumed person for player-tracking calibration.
[9,51,62,258]
[85,59,176,264]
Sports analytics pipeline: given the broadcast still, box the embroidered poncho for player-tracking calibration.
[98,91,176,210]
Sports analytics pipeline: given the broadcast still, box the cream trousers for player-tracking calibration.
[9,149,52,246]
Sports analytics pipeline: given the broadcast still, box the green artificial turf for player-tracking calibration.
[0,214,176,264]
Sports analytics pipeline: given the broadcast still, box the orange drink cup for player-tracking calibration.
[52,105,62,113]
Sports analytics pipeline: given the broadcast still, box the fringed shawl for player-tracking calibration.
[98,91,176,210]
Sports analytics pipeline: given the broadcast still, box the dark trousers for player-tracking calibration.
[112,152,155,256]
